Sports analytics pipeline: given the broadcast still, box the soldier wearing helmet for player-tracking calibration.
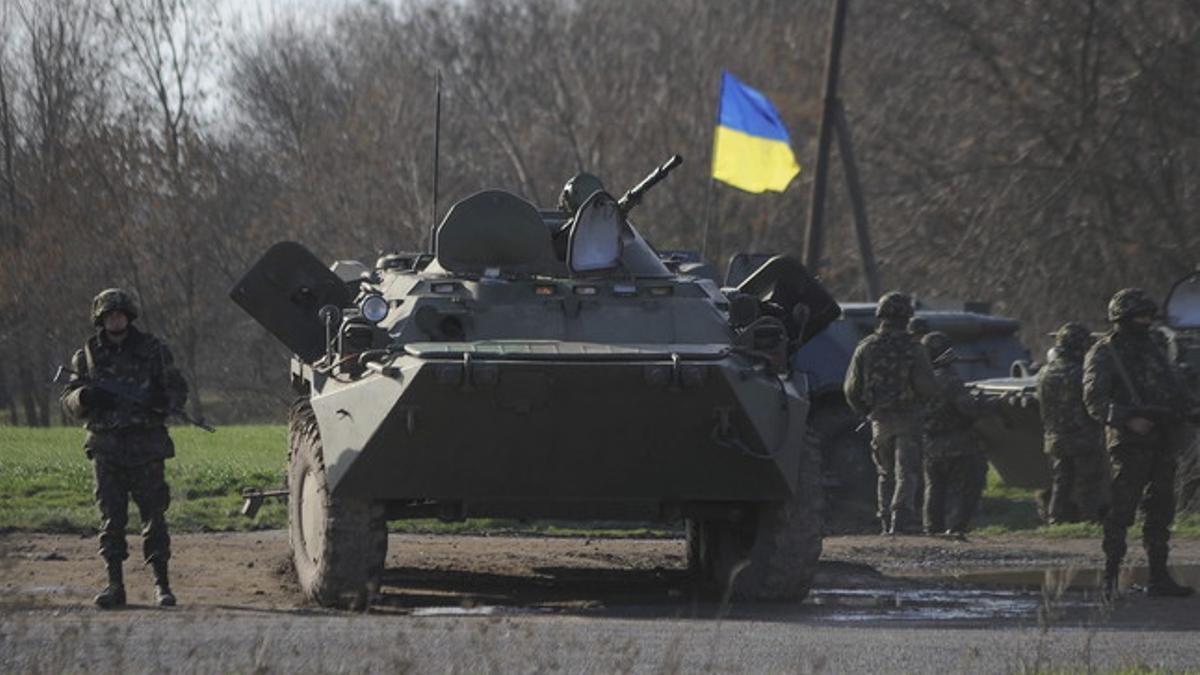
[1084,288,1200,598]
[1036,322,1106,525]
[60,288,188,609]
[919,332,991,535]
[844,291,937,534]
[558,173,607,216]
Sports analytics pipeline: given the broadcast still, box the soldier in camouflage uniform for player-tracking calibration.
[1037,323,1107,524]
[920,332,990,535]
[845,291,937,534]
[1084,288,1199,598]
[60,289,188,608]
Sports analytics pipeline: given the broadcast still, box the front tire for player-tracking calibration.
[288,399,387,609]
[692,434,824,601]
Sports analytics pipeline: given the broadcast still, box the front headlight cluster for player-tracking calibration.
[358,294,390,323]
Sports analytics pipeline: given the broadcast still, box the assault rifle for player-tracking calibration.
[53,365,215,433]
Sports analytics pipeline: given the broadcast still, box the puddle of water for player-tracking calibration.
[409,605,554,618]
[810,587,1049,623]
[936,564,1200,593]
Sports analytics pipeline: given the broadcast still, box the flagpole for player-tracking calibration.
[701,178,716,261]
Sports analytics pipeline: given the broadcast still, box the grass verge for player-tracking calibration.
[2,425,1196,538]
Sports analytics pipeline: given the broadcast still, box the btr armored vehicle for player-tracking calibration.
[231,158,841,608]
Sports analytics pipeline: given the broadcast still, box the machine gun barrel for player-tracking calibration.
[53,365,216,433]
[618,154,683,214]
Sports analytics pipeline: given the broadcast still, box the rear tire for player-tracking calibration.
[288,399,387,609]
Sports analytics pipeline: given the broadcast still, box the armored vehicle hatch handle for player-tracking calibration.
[618,154,682,215]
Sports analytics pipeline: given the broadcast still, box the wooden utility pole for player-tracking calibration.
[803,0,848,274]
[802,0,882,300]
[834,100,881,300]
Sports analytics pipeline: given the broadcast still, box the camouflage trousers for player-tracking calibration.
[870,414,923,529]
[93,458,171,565]
[1045,437,1108,525]
[923,452,988,534]
[1103,440,1177,567]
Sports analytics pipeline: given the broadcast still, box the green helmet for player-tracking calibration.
[907,316,931,336]
[92,288,139,326]
[558,173,607,214]
[1107,287,1156,323]
[876,291,914,321]
[1054,322,1093,353]
[921,331,953,361]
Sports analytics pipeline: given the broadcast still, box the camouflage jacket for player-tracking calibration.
[1083,326,1196,446]
[923,363,986,458]
[845,324,937,419]
[60,326,187,461]
[1037,352,1101,444]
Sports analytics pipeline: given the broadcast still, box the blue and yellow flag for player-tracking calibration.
[711,71,801,193]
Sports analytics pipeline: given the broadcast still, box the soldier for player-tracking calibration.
[920,332,990,535]
[1037,323,1107,524]
[558,172,607,215]
[553,172,608,259]
[845,291,937,534]
[60,289,188,608]
[1084,288,1200,598]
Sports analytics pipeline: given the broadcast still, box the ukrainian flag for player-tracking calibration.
[711,71,801,193]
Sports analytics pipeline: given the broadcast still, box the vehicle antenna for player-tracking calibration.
[428,70,442,253]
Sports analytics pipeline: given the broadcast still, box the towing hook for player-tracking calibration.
[240,487,289,518]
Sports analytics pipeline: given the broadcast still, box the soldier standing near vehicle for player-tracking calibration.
[1037,323,1107,524]
[1084,288,1199,598]
[920,332,990,535]
[845,291,937,534]
[60,289,188,608]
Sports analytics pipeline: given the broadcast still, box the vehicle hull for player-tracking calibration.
[307,352,809,504]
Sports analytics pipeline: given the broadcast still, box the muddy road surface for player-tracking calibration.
[3,531,1199,673]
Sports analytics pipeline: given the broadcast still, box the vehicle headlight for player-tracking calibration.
[359,294,389,323]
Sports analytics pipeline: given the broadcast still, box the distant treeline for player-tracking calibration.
[1,0,1197,425]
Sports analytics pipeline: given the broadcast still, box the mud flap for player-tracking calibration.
[229,241,351,362]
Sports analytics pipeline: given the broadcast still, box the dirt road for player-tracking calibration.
[3,531,1200,672]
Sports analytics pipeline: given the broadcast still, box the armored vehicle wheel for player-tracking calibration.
[288,400,387,609]
[811,404,877,533]
[690,436,823,601]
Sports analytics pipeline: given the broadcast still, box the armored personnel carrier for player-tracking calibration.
[230,158,841,608]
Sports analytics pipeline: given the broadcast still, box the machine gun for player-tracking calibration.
[618,154,683,215]
[53,365,215,433]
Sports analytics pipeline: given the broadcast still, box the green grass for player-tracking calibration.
[0,425,289,533]
[975,466,1200,538]
[2,426,1196,538]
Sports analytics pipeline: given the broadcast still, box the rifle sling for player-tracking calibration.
[1104,342,1144,407]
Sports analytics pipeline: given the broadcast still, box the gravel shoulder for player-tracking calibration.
[4,531,1200,673]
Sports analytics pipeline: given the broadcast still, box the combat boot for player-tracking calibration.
[1147,556,1194,598]
[151,559,177,607]
[94,561,126,609]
